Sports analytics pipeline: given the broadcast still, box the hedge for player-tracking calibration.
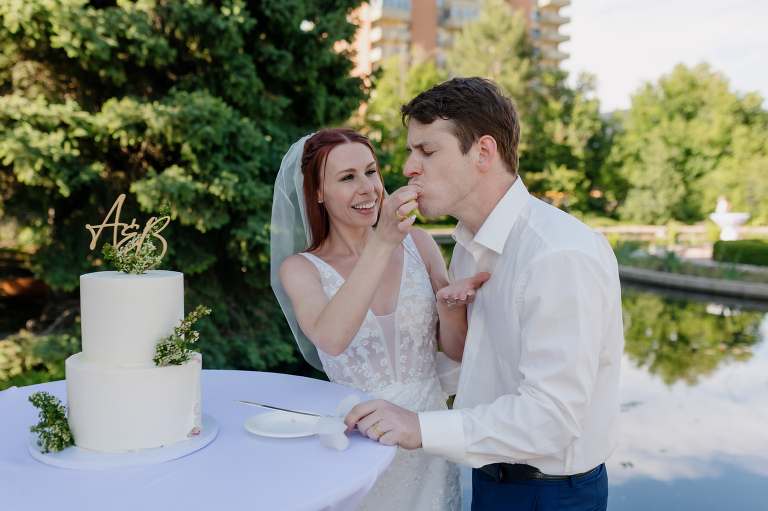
[712,240,768,267]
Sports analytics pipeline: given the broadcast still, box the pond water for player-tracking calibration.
[607,284,768,510]
[461,284,768,510]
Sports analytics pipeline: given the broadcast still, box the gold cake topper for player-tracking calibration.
[86,194,170,265]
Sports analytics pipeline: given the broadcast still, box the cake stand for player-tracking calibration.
[28,413,218,470]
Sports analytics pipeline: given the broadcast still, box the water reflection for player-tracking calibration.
[609,285,768,510]
[621,287,763,386]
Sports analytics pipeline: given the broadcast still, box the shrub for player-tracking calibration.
[712,240,768,267]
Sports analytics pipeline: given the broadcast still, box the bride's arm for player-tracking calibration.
[280,189,418,357]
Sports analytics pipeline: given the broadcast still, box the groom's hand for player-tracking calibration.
[344,399,423,450]
[436,271,490,308]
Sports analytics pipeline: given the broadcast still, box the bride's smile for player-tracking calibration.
[319,142,383,227]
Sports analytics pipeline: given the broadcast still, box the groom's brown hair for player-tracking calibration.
[401,77,521,176]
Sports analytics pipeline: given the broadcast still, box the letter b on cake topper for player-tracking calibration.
[85,194,171,264]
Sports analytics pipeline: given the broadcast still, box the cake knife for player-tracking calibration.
[235,399,333,418]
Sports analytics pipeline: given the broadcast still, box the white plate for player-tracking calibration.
[244,411,320,438]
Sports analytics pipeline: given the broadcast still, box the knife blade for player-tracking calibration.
[235,399,333,418]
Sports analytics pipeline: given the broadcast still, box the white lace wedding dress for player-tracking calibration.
[299,234,462,511]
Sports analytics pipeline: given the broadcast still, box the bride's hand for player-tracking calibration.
[374,184,420,247]
[436,272,491,309]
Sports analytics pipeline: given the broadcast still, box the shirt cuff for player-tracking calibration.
[436,352,461,395]
[419,409,466,462]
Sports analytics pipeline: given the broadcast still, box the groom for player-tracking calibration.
[345,77,624,511]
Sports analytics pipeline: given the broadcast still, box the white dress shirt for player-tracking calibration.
[419,177,624,475]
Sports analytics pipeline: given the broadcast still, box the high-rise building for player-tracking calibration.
[347,0,570,77]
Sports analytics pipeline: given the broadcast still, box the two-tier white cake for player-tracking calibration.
[65,270,202,452]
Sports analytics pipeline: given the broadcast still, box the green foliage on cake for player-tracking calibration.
[154,305,212,366]
[29,391,74,453]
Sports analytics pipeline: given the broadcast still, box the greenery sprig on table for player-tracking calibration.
[29,391,74,453]
[154,305,212,366]
[102,202,171,275]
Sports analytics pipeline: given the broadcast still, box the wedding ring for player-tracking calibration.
[395,210,407,221]
[372,422,384,437]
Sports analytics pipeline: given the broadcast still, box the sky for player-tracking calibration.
[559,0,768,113]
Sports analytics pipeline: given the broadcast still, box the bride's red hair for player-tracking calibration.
[301,129,384,252]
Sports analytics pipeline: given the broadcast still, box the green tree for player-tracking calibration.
[699,103,768,224]
[446,0,613,216]
[448,1,534,103]
[0,0,366,388]
[611,63,768,224]
[521,70,616,215]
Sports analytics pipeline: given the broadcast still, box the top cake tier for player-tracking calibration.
[80,270,184,365]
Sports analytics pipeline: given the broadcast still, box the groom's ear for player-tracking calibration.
[476,135,497,173]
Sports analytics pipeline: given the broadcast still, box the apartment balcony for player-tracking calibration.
[370,44,409,64]
[440,0,482,30]
[370,46,383,63]
[542,48,569,62]
[537,29,569,44]
[369,0,412,23]
[537,10,570,26]
[537,0,571,9]
[442,15,468,30]
[370,25,412,44]
[437,30,454,47]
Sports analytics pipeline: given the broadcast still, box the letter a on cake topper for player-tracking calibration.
[85,194,171,263]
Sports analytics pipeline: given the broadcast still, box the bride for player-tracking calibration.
[270,129,485,510]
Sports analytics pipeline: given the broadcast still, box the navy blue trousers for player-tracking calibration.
[471,464,608,511]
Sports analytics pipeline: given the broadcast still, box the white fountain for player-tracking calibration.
[709,212,750,240]
[709,196,749,241]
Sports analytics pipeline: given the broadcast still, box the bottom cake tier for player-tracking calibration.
[65,352,202,452]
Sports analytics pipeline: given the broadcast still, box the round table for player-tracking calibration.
[0,370,396,511]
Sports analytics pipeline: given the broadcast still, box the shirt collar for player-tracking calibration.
[452,176,530,255]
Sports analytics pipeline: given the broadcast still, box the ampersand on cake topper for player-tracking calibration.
[85,194,171,274]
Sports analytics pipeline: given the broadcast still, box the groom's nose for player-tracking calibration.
[403,156,421,179]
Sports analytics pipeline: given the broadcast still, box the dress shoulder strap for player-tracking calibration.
[298,251,322,266]
[298,252,344,286]
[402,233,427,268]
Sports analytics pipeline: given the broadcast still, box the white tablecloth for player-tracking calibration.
[0,370,396,511]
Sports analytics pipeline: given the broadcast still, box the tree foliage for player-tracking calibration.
[0,0,366,383]
[448,1,533,103]
[521,70,616,215]
[611,63,768,224]
[445,0,614,216]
